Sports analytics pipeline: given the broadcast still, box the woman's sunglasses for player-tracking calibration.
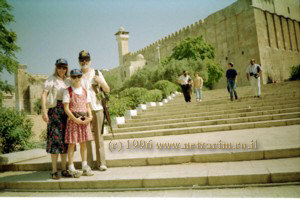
[56,65,68,70]
[79,58,90,62]
[71,75,82,79]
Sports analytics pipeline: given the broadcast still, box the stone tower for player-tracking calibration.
[115,26,129,66]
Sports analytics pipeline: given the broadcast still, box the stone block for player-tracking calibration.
[114,117,125,125]
[84,179,143,189]
[146,102,156,107]
[107,158,147,167]
[286,118,300,125]
[264,148,300,159]
[0,149,47,165]
[5,181,60,190]
[208,171,269,185]
[137,104,147,112]
[163,99,168,103]
[124,110,138,120]
[156,102,164,106]
[147,155,192,165]
[270,172,300,183]
[230,123,255,130]
[143,176,207,188]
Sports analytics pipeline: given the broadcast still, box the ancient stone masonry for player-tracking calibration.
[15,64,47,114]
[114,0,300,87]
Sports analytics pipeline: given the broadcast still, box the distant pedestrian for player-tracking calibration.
[193,72,203,102]
[246,59,262,98]
[226,62,238,101]
[178,70,192,102]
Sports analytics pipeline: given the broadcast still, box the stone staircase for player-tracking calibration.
[0,81,299,191]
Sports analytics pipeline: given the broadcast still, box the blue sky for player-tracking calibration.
[3,0,236,84]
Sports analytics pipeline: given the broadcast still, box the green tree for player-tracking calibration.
[169,36,215,61]
[0,0,20,106]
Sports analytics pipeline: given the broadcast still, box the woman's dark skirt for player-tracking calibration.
[46,100,68,154]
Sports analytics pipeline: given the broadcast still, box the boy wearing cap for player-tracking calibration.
[78,50,110,171]
[226,62,238,101]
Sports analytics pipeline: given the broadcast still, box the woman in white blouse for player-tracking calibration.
[41,58,71,179]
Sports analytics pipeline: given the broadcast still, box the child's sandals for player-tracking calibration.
[61,170,72,178]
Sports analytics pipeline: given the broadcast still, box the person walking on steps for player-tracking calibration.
[226,62,238,101]
[78,50,110,171]
[246,59,262,98]
[178,70,192,102]
[193,72,204,102]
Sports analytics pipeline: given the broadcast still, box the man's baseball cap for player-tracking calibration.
[70,69,82,76]
[55,58,68,66]
[79,50,90,59]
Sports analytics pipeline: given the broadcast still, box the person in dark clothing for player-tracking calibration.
[226,62,238,101]
[178,70,192,102]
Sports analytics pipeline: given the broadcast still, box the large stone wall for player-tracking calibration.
[15,65,47,114]
[254,0,300,82]
[118,0,300,87]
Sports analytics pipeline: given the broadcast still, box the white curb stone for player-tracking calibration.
[163,99,168,103]
[146,102,156,107]
[157,102,163,106]
[124,110,138,120]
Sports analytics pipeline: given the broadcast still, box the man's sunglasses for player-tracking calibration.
[56,65,68,70]
[71,75,82,79]
[79,58,90,62]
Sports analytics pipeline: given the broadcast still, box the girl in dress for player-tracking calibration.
[63,69,94,178]
[41,58,72,179]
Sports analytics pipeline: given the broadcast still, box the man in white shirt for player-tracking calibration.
[246,59,262,98]
[78,50,110,171]
[178,70,192,102]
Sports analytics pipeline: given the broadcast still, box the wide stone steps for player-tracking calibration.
[127,102,300,124]
[115,110,300,134]
[2,125,299,171]
[106,118,300,140]
[119,106,300,129]
[0,81,299,191]
[146,92,300,111]
[135,98,300,119]
[0,157,299,190]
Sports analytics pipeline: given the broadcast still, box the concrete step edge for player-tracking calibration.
[105,118,300,140]
[113,112,300,133]
[0,157,299,189]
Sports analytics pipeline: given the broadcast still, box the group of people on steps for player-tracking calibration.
[42,50,109,179]
[178,59,262,102]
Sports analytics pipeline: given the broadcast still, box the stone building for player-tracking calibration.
[14,64,47,113]
[113,0,300,87]
[10,0,300,114]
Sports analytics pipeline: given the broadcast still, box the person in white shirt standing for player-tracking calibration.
[246,59,262,98]
[178,70,192,102]
[78,50,110,171]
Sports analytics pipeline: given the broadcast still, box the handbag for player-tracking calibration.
[46,87,57,109]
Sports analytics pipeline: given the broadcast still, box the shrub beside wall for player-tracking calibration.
[0,108,33,154]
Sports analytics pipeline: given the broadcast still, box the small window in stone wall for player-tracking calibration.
[225,57,228,61]
[287,7,290,14]
[241,51,244,55]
